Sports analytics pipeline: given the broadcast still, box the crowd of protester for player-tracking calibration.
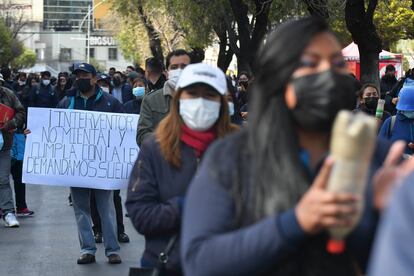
[2,16,414,275]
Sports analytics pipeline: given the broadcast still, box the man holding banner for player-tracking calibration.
[0,82,26,228]
[56,63,124,265]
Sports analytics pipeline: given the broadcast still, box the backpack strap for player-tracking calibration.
[388,115,397,138]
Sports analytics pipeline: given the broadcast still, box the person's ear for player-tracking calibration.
[285,83,297,110]
[91,76,97,85]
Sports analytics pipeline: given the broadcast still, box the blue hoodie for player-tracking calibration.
[378,113,414,154]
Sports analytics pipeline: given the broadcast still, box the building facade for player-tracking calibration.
[6,0,132,75]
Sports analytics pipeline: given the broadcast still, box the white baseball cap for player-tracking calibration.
[176,63,227,95]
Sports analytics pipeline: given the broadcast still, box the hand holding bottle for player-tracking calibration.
[296,157,360,235]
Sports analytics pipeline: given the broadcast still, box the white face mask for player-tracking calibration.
[179,98,221,131]
[167,69,183,88]
[228,102,235,116]
[101,86,110,93]
[18,80,26,86]
[42,79,50,86]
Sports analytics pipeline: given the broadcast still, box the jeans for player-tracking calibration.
[70,187,120,256]
[11,159,27,210]
[91,189,125,235]
[0,150,15,215]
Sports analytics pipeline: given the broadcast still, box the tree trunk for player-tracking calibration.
[345,0,382,87]
[136,0,163,61]
[359,49,380,84]
[215,24,234,72]
[228,0,271,74]
[302,0,330,18]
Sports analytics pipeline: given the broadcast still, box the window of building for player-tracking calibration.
[108,48,117,60]
[60,48,72,61]
[86,48,95,59]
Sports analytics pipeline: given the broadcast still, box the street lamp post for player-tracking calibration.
[79,0,107,63]
[87,4,91,63]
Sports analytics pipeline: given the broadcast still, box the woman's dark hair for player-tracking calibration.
[358,83,378,100]
[238,17,333,221]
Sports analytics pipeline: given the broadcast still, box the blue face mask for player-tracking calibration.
[0,134,3,151]
[401,111,414,119]
[133,86,145,97]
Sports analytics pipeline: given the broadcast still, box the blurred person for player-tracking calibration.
[11,128,34,217]
[236,71,251,121]
[90,189,130,244]
[57,63,123,265]
[379,85,414,155]
[50,76,57,86]
[226,76,243,125]
[136,66,145,75]
[0,75,26,227]
[124,77,146,114]
[54,73,71,102]
[127,71,140,86]
[385,68,414,115]
[181,17,395,276]
[126,65,135,73]
[28,71,57,108]
[111,71,133,104]
[380,64,398,99]
[1,67,15,92]
[97,73,112,94]
[12,72,27,95]
[354,84,390,125]
[368,159,414,276]
[137,50,191,146]
[126,63,238,275]
[145,57,166,93]
[109,67,116,78]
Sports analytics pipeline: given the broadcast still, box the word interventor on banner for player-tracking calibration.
[22,108,140,190]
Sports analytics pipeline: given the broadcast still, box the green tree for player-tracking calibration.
[0,19,13,66]
[109,0,306,72]
[11,48,36,69]
[89,58,106,73]
[374,0,414,50]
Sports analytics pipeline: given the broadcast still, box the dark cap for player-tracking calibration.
[73,63,97,75]
[41,71,51,77]
[97,73,110,82]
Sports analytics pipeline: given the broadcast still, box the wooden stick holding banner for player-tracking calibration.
[23,108,140,190]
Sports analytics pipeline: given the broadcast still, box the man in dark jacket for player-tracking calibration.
[0,68,15,92]
[385,69,414,115]
[136,49,191,146]
[28,71,57,108]
[380,65,398,99]
[111,71,133,104]
[57,63,123,265]
[0,85,25,228]
[145,57,166,93]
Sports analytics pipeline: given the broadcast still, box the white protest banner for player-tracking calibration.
[23,108,140,190]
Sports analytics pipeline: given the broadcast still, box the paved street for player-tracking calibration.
[0,184,145,276]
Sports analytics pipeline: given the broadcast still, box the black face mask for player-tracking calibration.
[76,79,93,93]
[113,78,121,87]
[363,97,379,111]
[291,70,357,133]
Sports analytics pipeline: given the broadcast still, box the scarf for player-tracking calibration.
[180,124,217,157]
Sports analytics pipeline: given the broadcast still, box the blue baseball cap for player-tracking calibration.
[74,63,97,75]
